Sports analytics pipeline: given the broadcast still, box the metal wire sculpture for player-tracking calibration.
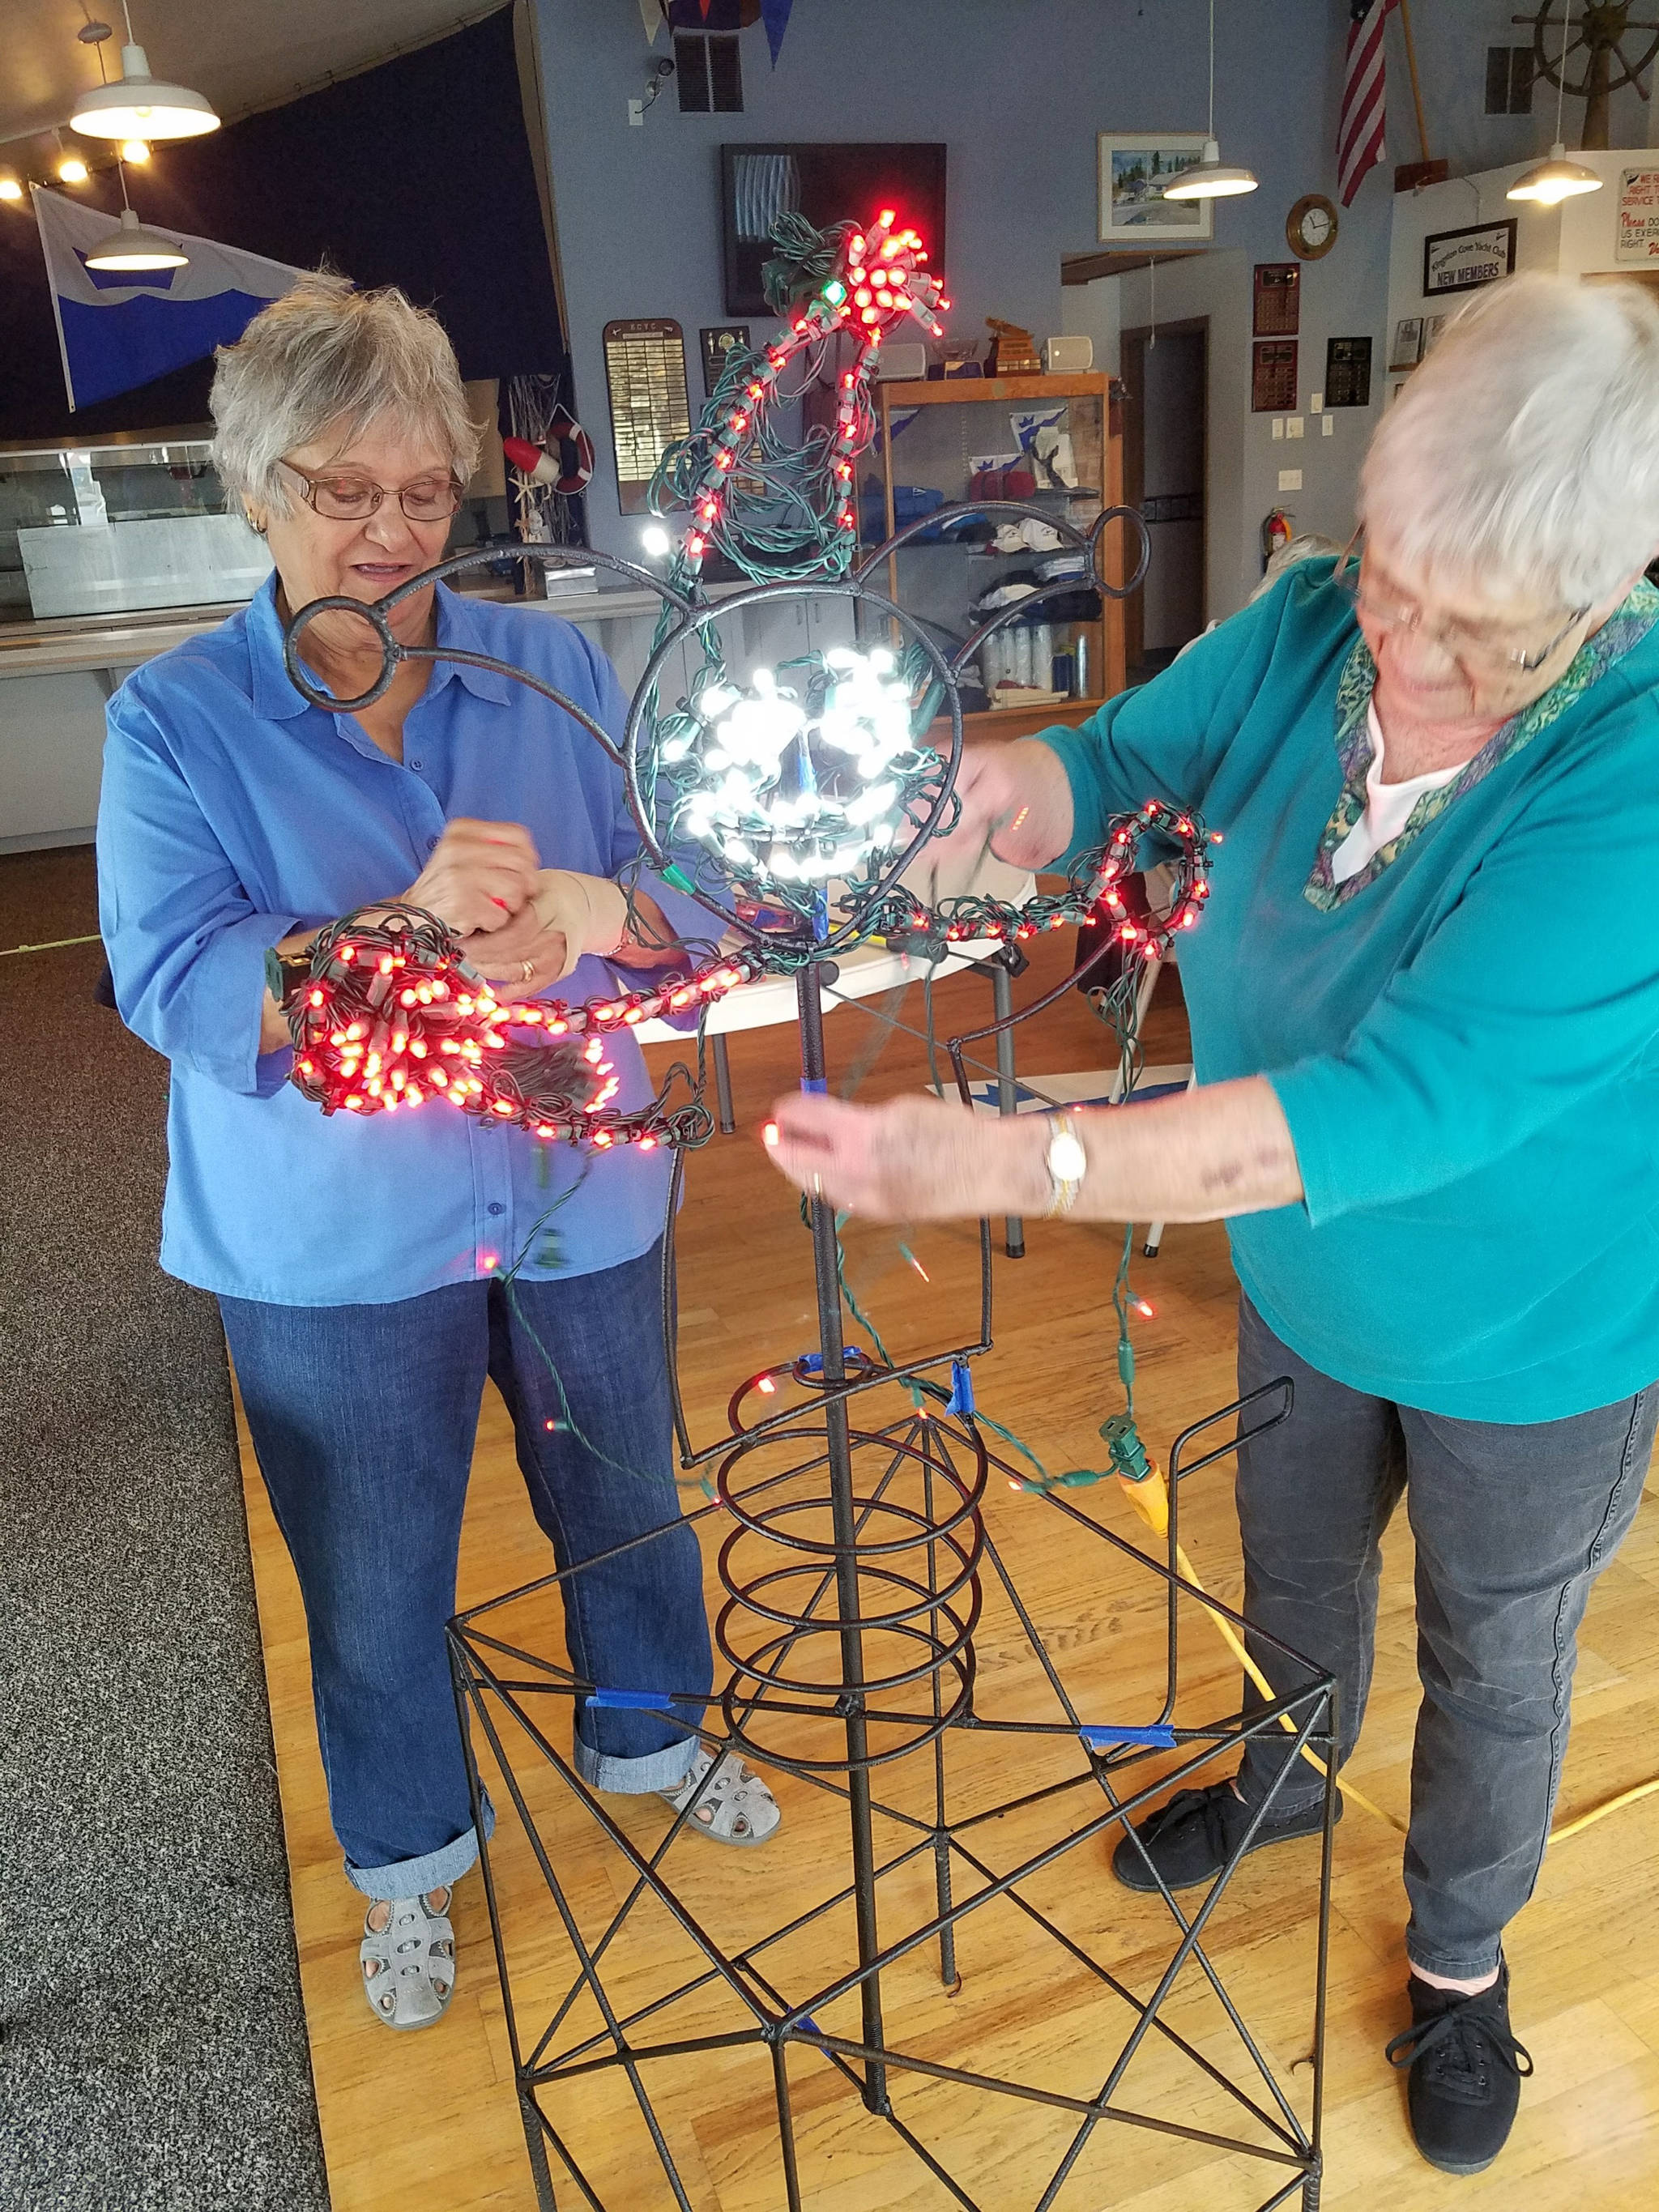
[278,213,1334,2210]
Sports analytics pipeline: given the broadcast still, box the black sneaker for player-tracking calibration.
[1385,1963,1533,2175]
[1110,1778,1337,1893]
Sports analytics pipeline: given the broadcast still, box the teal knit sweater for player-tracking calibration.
[1035,561,1659,1421]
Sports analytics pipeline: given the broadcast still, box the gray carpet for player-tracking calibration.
[0,850,328,2211]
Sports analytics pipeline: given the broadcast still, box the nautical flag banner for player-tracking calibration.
[32,186,303,412]
[760,0,795,65]
[1337,0,1398,207]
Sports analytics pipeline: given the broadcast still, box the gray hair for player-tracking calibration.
[210,271,480,519]
[1360,271,1659,609]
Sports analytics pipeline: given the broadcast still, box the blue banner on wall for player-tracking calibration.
[32,185,302,412]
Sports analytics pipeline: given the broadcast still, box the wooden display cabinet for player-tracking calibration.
[864,372,1126,740]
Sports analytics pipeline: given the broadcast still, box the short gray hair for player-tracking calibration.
[1360,271,1659,609]
[210,271,480,518]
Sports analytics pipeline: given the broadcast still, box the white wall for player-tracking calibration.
[1386,147,1659,380]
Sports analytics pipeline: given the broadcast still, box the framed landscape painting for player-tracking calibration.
[1098,132,1213,244]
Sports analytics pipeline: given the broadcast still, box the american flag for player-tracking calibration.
[1337,0,1397,207]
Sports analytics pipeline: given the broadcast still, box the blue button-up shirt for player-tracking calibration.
[97,577,716,1305]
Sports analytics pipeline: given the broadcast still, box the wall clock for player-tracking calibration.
[1287,194,1339,260]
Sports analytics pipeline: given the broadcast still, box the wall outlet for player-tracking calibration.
[1278,468,1303,492]
[1271,417,1285,440]
[1286,416,1304,440]
[1322,415,1335,437]
[628,97,645,126]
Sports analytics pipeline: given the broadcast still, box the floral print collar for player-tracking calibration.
[1304,577,1659,910]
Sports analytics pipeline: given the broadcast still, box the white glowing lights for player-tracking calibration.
[674,646,925,887]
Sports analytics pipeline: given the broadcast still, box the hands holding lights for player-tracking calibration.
[925,739,1077,878]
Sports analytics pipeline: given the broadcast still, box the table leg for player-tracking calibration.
[712,1032,736,1136]
[987,961,1024,1259]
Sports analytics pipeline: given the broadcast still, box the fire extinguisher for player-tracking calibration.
[1260,506,1294,569]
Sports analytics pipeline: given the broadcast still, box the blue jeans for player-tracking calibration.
[220,1243,711,1901]
[1235,1294,1657,1980]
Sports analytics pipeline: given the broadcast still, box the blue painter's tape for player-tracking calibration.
[797,2014,823,2037]
[946,1359,975,1416]
[1081,1723,1178,1751]
[801,1076,828,1094]
[590,1686,676,1711]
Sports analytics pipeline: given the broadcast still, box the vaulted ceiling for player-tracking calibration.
[1,0,492,169]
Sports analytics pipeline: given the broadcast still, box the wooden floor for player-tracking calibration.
[239,940,1659,2212]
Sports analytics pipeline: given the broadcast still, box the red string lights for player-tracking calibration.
[286,906,763,1147]
[661,208,947,581]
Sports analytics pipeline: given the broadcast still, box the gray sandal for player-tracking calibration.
[360,1886,455,2030]
[659,1744,781,1848]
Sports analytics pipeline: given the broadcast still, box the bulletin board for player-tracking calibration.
[602,319,693,514]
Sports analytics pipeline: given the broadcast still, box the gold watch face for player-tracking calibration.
[1288,194,1338,260]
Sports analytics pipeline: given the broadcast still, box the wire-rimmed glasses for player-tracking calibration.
[1332,531,1590,677]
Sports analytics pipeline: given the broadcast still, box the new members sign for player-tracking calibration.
[32,186,302,411]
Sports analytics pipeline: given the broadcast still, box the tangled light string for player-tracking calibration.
[286,907,747,1148]
[650,208,946,583]
[284,804,1213,1144]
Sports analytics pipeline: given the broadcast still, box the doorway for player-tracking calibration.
[1119,318,1207,680]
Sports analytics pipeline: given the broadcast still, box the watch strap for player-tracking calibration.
[1042,1113,1087,1220]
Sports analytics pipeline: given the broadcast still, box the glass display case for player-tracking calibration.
[862,372,1126,735]
[0,431,271,626]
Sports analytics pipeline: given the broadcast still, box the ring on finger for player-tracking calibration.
[521,958,535,982]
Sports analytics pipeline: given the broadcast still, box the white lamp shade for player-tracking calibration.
[1507,144,1603,205]
[70,44,220,140]
[84,207,189,271]
[1162,139,1259,200]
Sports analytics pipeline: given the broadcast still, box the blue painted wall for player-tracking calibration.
[533,0,1397,609]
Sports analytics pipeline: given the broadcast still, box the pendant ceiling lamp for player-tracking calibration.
[1508,0,1601,205]
[84,141,188,272]
[1163,0,1259,200]
[84,202,187,270]
[70,6,220,142]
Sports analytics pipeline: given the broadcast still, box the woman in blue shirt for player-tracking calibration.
[766,274,1659,2176]
[98,275,780,2035]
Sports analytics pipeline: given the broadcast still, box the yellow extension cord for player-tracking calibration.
[1115,1464,1659,1848]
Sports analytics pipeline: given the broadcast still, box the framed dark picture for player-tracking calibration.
[1324,335,1373,408]
[720,143,947,317]
[700,324,750,395]
[1252,339,1298,414]
[1422,219,1517,299]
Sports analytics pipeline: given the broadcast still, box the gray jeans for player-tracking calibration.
[1235,1294,1657,1980]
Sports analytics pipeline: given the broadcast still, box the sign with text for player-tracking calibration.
[1618,168,1659,262]
[1422,219,1516,299]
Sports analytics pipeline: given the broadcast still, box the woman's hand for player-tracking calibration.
[924,739,1076,879]
[456,901,569,991]
[404,819,540,936]
[765,1093,1047,1223]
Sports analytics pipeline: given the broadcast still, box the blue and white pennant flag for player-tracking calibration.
[32,186,303,412]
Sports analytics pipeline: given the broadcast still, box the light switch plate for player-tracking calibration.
[1311,390,1324,413]
[1286,416,1305,439]
[1322,415,1335,436]
[1278,468,1303,492]
[1272,417,1285,440]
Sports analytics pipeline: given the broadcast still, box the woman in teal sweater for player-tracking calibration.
[766,273,1659,2177]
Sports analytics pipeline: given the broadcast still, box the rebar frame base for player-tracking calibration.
[450,1390,1336,2212]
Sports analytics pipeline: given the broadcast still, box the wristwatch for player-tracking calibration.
[264,944,314,1009]
[1042,1113,1088,1219]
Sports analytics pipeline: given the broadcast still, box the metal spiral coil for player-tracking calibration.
[710,1379,988,1776]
